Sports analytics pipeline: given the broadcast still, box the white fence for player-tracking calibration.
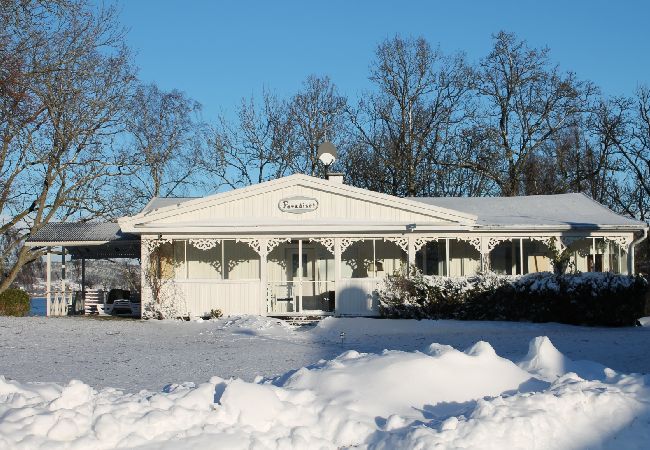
[46,291,74,316]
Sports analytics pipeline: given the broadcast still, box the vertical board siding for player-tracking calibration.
[175,281,262,317]
[156,185,451,224]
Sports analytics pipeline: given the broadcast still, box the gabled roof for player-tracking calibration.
[120,174,478,232]
[411,193,646,229]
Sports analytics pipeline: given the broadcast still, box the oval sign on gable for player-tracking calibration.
[278,196,319,214]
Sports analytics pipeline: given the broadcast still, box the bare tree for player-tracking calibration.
[0,0,136,292]
[346,35,474,197]
[288,75,347,176]
[614,86,650,220]
[203,90,295,190]
[122,83,205,209]
[467,31,597,196]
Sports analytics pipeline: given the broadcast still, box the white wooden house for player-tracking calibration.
[109,173,648,318]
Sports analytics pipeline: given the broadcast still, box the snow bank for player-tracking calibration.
[1,337,649,449]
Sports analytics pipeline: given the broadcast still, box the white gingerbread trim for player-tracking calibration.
[413,236,439,252]
[486,236,512,252]
[142,236,173,254]
[236,237,291,257]
[340,237,364,254]
[309,238,335,254]
[455,236,482,253]
[188,238,221,251]
[383,236,409,253]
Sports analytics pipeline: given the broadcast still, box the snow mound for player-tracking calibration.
[519,336,612,381]
[278,341,531,418]
[1,337,649,449]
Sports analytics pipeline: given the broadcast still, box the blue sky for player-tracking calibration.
[113,0,650,122]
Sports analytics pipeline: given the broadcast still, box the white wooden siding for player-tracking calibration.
[155,185,455,225]
[175,281,262,317]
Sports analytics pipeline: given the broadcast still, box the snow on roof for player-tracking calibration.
[27,222,139,244]
[141,197,196,213]
[410,192,646,229]
[138,191,646,230]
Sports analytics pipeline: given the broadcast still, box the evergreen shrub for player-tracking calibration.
[0,288,30,317]
[378,268,648,326]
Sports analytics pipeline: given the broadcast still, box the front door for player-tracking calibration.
[286,247,322,312]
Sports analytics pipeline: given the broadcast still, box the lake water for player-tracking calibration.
[30,297,46,316]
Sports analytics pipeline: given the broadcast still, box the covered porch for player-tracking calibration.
[143,230,638,319]
[25,223,141,317]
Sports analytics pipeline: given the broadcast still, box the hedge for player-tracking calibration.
[0,288,30,317]
[377,269,648,326]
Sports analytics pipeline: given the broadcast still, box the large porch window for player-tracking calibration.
[415,239,480,277]
[569,238,627,274]
[156,240,260,280]
[341,239,407,279]
[488,237,627,275]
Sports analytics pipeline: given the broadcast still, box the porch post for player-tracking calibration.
[480,237,488,273]
[407,235,415,267]
[445,238,450,277]
[140,240,150,318]
[46,248,51,317]
[298,238,303,312]
[260,238,268,316]
[519,238,524,275]
[334,238,341,314]
[591,237,596,272]
[81,257,86,315]
[61,247,66,298]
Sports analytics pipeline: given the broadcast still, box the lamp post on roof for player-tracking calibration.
[317,141,338,179]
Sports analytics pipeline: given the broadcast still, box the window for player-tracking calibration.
[342,240,406,278]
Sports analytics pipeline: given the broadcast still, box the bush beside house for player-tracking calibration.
[0,289,30,317]
[378,269,648,326]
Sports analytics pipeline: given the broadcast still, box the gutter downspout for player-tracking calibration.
[628,227,648,275]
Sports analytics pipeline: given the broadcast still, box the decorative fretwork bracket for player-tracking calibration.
[237,237,291,258]
[188,238,221,251]
[383,237,409,253]
[455,236,482,253]
[486,236,512,252]
[412,236,439,252]
[309,238,335,254]
[142,237,173,255]
[340,237,364,254]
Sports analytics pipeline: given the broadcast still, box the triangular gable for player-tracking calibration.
[119,174,477,233]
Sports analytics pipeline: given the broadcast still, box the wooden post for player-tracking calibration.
[61,247,66,315]
[260,239,268,316]
[334,237,341,315]
[298,239,303,313]
[46,249,51,316]
[519,238,524,275]
[445,238,450,277]
[81,257,86,315]
[407,235,415,267]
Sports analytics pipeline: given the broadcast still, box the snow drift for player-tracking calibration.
[1,337,649,449]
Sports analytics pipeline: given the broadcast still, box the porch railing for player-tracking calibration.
[267,281,335,314]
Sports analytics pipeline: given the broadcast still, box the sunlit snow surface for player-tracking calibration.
[1,316,649,449]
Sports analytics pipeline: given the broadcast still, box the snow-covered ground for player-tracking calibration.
[1,316,650,448]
